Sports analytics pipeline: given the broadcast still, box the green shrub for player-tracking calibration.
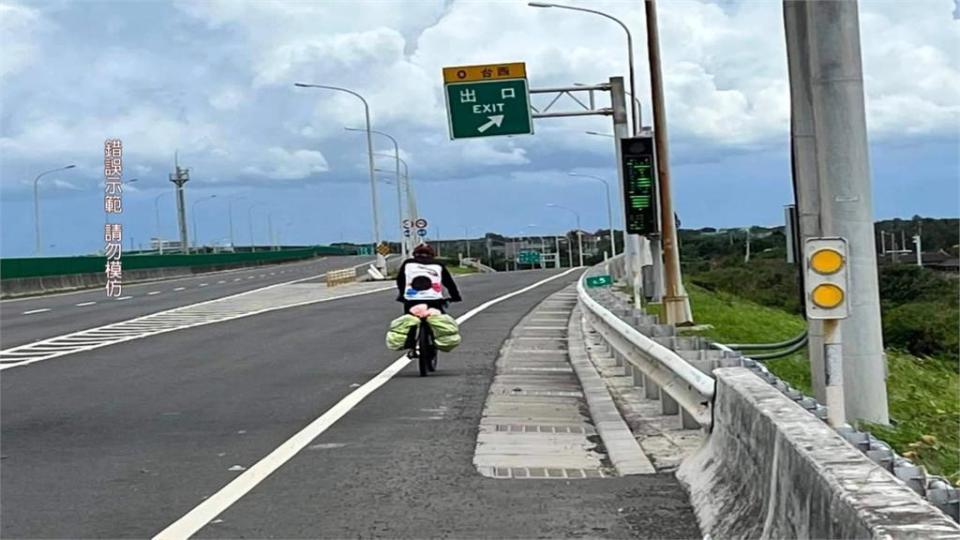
[883,302,959,365]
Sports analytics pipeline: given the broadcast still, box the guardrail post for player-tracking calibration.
[679,408,700,429]
[632,365,644,387]
[660,390,679,415]
[643,374,660,399]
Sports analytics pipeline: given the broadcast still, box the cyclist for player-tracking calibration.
[395,243,462,314]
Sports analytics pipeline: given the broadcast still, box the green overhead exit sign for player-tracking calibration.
[443,62,533,140]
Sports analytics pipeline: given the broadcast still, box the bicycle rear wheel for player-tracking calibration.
[418,322,436,377]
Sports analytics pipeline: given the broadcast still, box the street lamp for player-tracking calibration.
[569,172,616,258]
[585,130,614,138]
[33,164,76,255]
[373,151,419,252]
[547,203,584,267]
[295,83,383,269]
[347,126,408,259]
[225,195,245,249]
[191,195,217,251]
[528,2,639,134]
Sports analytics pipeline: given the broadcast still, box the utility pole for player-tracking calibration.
[806,0,888,424]
[168,152,190,254]
[913,234,922,267]
[645,0,692,325]
[784,0,826,403]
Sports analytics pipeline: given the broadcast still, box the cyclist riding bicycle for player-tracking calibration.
[395,244,462,314]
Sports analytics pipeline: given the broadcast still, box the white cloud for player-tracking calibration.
[242,147,329,180]
[0,1,45,78]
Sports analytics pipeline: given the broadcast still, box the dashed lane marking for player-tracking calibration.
[76,302,97,307]
[22,308,51,315]
[174,287,186,291]
[148,292,161,296]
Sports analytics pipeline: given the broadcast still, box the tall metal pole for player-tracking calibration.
[784,0,826,403]
[354,128,406,259]
[555,236,561,268]
[610,77,649,305]
[645,0,693,324]
[806,0,888,424]
[528,3,639,133]
[32,164,76,255]
[569,173,617,258]
[295,83,383,270]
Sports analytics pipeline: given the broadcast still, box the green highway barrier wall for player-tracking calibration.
[0,246,353,281]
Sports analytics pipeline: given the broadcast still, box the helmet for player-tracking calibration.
[413,244,435,258]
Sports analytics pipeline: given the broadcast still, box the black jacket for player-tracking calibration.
[395,257,462,303]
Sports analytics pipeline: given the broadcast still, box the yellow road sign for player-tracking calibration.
[443,62,526,83]
[377,243,391,256]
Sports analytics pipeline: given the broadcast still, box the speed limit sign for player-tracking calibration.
[402,219,413,229]
[414,218,428,229]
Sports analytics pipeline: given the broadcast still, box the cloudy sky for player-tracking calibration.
[1,0,957,257]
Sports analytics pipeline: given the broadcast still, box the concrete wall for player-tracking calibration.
[678,367,960,539]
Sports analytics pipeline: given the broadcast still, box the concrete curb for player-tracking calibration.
[567,301,656,475]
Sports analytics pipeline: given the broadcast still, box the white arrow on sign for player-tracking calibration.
[477,114,505,133]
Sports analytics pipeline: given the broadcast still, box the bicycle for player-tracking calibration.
[405,300,449,377]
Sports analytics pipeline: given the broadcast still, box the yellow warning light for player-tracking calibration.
[811,283,845,309]
[810,248,844,274]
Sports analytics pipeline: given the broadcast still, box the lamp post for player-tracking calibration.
[295,83,383,270]
[33,164,76,255]
[348,127,406,259]
[528,2,639,134]
[191,195,217,251]
[547,203,584,267]
[226,195,245,250]
[569,172,616,258]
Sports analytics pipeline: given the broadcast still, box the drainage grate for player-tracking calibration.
[489,467,606,479]
[494,424,591,434]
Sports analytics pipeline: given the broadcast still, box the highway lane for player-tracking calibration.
[1,269,699,538]
[0,255,373,349]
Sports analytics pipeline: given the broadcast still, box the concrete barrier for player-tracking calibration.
[678,367,960,539]
[326,268,357,287]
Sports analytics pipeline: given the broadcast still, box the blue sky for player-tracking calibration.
[1,0,957,257]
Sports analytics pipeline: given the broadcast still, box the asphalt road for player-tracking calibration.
[0,255,373,349]
[1,269,699,539]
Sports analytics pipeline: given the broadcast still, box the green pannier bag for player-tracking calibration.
[386,314,420,351]
[427,314,461,352]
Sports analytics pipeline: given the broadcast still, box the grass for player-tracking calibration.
[447,265,478,275]
[679,283,960,484]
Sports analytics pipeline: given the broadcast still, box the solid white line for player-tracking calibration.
[75,302,97,307]
[148,291,161,296]
[174,287,186,291]
[22,308,51,315]
[151,267,578,539]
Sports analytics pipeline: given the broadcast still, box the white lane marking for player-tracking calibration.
[199,283,209,287]
[258,274,265,278]
[22,308,51,315]
[115,296,133,301]
[75,302,97,307]
[270,273,276,276]
[148,291,161,296]
[174,287,186,292]
[151,268,579,539]
[218,281,226,284]
[246,276,254,280]
[233,279,242,282]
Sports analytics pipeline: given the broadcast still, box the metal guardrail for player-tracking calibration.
[582,257,958,522]
[576,271,715,429]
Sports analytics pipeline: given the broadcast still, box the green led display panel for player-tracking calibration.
[620,136,660,235]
